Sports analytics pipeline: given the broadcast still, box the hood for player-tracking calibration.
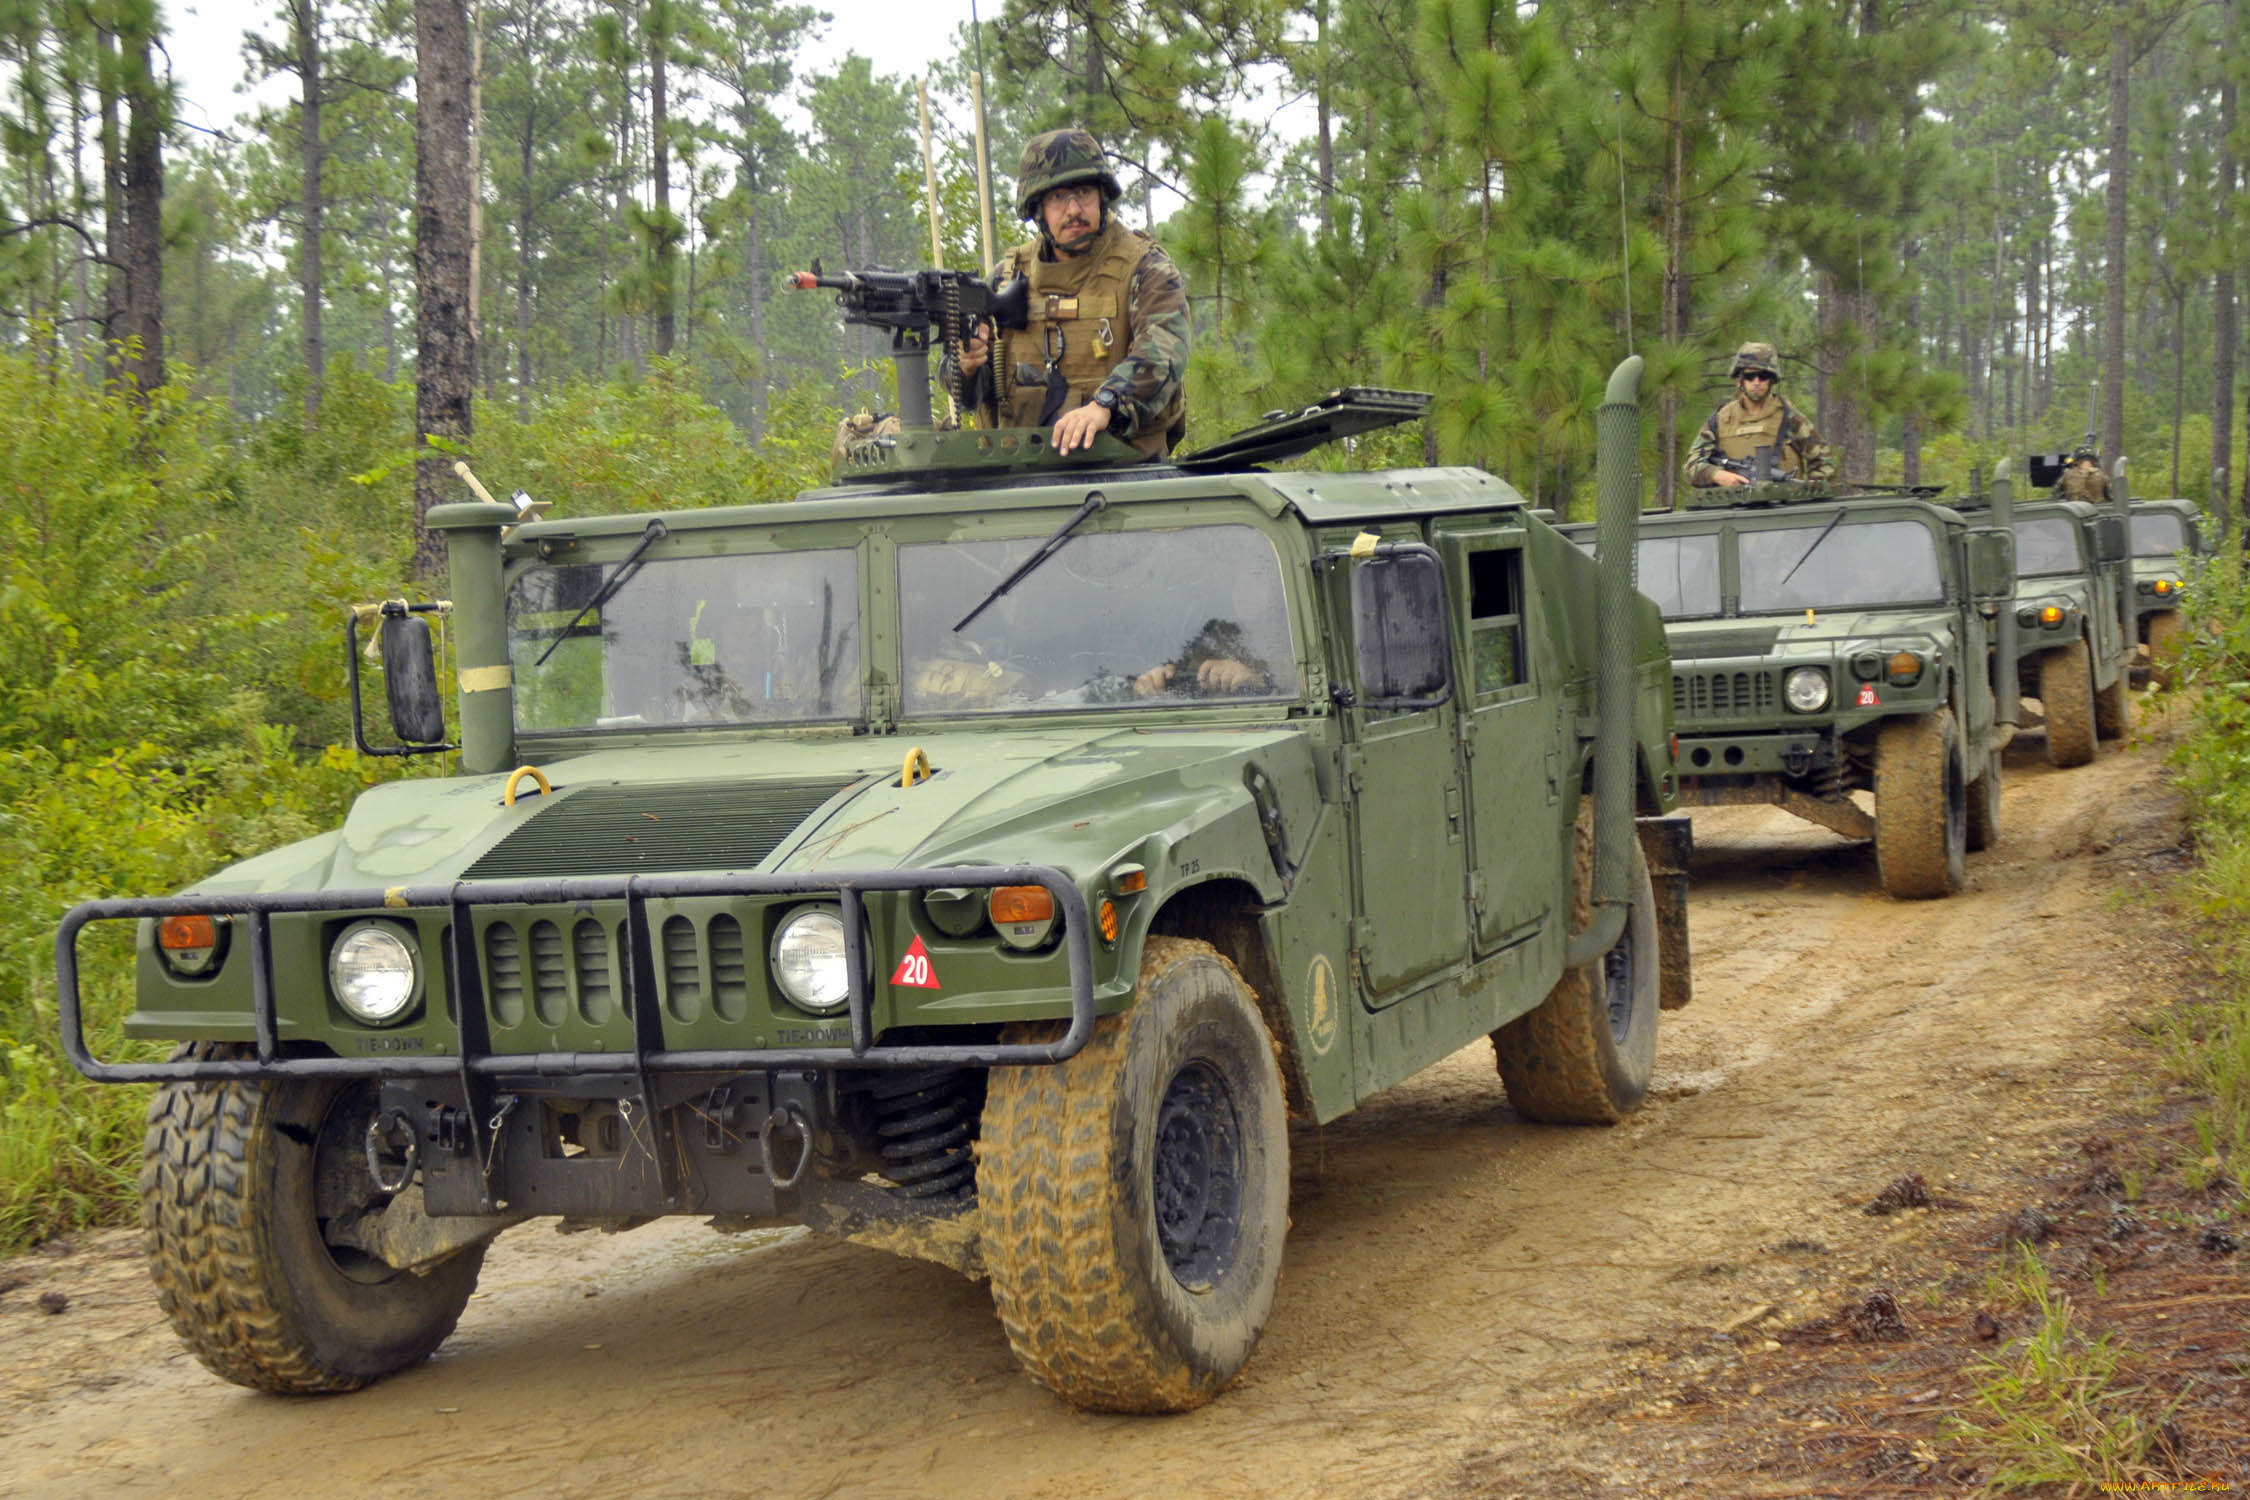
[1669,609,1953,663]
[192,725,1315,894]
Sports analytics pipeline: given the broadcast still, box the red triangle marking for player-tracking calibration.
[890,934,940,989]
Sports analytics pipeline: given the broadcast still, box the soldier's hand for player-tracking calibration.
[1196,658,1261,693]
[1712,468,1750,487]
[1133,662,1176,697]
[956,322,990,379]
[1053,400,1113,454]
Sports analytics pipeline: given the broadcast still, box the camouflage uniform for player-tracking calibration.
[956,129,1191,458]
[1683,341,1836,486]
[2057,450,2109,504]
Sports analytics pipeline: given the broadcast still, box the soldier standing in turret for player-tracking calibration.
[2056,446,2110,503]
[1684,342,1835,488]
[952,129,1191,458]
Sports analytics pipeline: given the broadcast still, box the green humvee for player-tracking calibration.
[59,342,1687,1413]
[1987,498,2134,767]
[1564,478,2017,900]
[2126,498,2213,687]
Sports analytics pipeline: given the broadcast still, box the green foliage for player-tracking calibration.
[1946,1245,2187,1490]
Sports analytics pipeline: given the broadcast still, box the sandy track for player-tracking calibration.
[0,724,2186,1499]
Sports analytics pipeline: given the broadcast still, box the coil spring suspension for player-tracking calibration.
[867,1070,978,1200]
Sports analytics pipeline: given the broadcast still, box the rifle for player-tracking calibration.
[1711,445,1794,485]
[786,262,1029,429]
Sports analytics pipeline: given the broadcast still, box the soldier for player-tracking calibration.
[2057,446,2110,504]
[1684,342,1835,488]
[952,128,1190,458]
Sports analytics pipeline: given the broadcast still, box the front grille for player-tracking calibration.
[463,777,862,880]
[710,915,748,1021]
[1673,669,1776,721]
[574,918,615,1023]
[662,915,702,1022]
[484,923,524,1027]
[530,920,569,1025]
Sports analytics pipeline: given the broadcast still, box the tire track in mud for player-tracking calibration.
[0,725,2187,1500]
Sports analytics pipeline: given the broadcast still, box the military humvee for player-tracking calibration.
[2126,497,2213,687]
[58,329,1687,1414]
[1981,496,2134,766]
[1564,476,2017,899]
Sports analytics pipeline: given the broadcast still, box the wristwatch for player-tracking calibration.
[1092,386,1119,412]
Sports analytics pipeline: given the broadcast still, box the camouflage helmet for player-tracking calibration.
[1015,129,1123,221]
[2070,445,2100,465]
[1730,341,1782,381]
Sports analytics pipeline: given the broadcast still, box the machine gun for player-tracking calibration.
[1711,445,1794,486]
[786,263,1029,430]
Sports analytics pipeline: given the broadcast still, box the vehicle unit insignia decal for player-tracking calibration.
[1305,953,1339,1056]
[1856,683,1879,707]
[891,935,940,990]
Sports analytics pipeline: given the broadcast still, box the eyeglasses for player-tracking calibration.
[1740,372,1775,383]
[1044,184,1100,208]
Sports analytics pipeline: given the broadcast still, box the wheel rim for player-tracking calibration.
[1152,1060,1245,1290]
[1601,925,1636,1046]
[311,1083,404,1285]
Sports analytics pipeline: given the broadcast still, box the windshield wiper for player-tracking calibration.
[953,493,1106,633]
[534,518,669,666]
[1777,508,1848,590]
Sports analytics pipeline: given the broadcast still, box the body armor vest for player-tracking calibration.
[998,220,1182,458]
[1716,396,1804,474]
[2059,465,2109,503]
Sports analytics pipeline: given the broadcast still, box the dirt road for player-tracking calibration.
[0,726,2189,1499]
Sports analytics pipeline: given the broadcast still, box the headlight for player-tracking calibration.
[772,907,852,1013]
[1784,667,1830,713]
[329,922,420,1025]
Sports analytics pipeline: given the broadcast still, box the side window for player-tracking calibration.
[1349,548,1452,709]
[1466,547,1524,696]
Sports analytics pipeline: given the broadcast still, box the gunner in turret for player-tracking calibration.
[1684,342,1835,488]
[950,129,1191,458]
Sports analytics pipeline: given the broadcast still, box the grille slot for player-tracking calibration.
[574,919,615,1024]
[662,915,703,1023]
[528,920,568,1026]
[463,777,860,880]
[1672,669,1775,721]
[484,923,524,1028]
[709,915,748,1021]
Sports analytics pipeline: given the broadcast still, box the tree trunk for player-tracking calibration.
[741,131,767,442]
[517,107,536,422]
[2102,20,2129,465]
[413,0,477,581]
[2215,0,2238,525]
[651,3,673,357]
[1902,253,1922,486]
[297,0,326,417]
[119,23,165,399]
[98,26,122,342]
[1314,0,1334,238]
[1657,46,1685,509]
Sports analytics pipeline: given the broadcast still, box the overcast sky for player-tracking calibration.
[163,0,975,139]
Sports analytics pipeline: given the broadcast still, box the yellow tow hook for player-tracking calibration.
[501,765,554,806]
[900,746,933,787]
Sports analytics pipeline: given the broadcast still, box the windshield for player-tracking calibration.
[1737,517,1944,613]
[1636,534,1723,619]
[898,523,1298,714]
[2013,516,2083,576]
[508,550,860,732]
[2132,512,2187,557]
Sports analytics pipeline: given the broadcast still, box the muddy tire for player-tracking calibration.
[1493,825,1659,1124]
[2146,610,2186,689]
[2040,638,2097,768]
[978,938,1289,1413]
[140,1043,484,1393]
[1965,745,2002,853]
[2094,659,2133,741]
[1874,708,1966,900]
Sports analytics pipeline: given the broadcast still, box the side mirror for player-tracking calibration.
[2087,514,2129,567]
[1965,527,2016,605]
[381,613,449,744]
[1349,546,1453,710]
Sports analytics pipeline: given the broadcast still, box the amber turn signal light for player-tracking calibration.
[158,914,219,951]
[2039,605,2065,626]
[990,886,1055,925]
[1098,899,1119,944]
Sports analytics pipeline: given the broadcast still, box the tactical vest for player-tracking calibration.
[1715,396,1804,474]
[2059,465,2109,504]
[997,220,1183,458]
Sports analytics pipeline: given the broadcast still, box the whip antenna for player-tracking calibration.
[970,1,997,278]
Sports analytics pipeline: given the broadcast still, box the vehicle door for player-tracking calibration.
[1327,528,1472,1000]
[1438,523,1559,950]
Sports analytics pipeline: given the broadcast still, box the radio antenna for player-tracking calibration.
[969,1,997,278]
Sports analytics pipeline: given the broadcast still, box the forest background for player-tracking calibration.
[3,0,2249,1248]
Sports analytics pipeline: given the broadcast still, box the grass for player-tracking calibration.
[1946,1245,2189,1492]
